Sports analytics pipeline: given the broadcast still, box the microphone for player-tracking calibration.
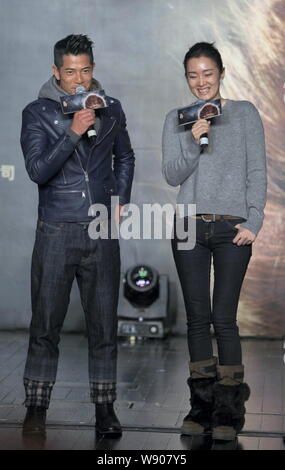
[199,132,208,152]
[87,126,97,140]
[75,86,97,143]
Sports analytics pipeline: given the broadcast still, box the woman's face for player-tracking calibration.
[185,55,224,101]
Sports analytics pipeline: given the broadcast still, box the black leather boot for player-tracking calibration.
[95,403,122,437]
[212,365,250,441]
[22,406,47,435]
[181,357,217,435]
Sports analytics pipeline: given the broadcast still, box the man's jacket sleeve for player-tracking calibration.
[112,104,135,206]
[21,105,79,185]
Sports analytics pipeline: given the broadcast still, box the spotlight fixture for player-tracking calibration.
[117,265,176,338]
[124,265,159,308]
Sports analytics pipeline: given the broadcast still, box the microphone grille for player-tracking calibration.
[76,86,86,93]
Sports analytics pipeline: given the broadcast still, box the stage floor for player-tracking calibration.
[0,331,284,450]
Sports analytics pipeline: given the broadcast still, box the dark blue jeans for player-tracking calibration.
[24,220,120,385]
[172,217,252,365]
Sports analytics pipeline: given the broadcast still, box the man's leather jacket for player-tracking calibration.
[21,94,135,222]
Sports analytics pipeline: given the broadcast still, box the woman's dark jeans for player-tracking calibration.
[172,217,252,365]
[24,220,120,385]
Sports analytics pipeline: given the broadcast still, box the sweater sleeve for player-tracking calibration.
[240,103,267,235]
[162,109,201,187]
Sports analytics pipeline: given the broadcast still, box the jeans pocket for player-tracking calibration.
[223,217,245,231]
[36,220,65,235]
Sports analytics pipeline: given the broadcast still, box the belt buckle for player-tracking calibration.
[201,214,215,223]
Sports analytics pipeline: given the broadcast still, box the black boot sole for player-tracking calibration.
[211,438,238,450]
[181,434,213,450]
[22,428,46,437]
[95,427,122,438]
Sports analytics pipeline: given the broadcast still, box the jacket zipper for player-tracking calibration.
[54,189,86,198]
[62,168,67,184]
[75,121,116,216]
[75,149,93,213]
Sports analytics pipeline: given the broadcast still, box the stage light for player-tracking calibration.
[117,265,176,339]
[123,265,159,308]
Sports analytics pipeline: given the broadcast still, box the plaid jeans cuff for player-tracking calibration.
[90,382,117,404]
[24,378,54,408]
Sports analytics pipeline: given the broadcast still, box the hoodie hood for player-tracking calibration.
[38,76,102,102]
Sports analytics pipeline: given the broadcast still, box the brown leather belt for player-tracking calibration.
[194,214,241,222]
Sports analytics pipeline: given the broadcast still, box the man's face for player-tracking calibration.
[52,54,95,94]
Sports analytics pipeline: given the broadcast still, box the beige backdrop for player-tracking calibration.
[211,0,285,336]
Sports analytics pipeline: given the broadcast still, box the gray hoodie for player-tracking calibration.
[38,76,102,138]
[38,76,102,102]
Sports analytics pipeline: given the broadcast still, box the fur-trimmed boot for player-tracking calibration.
[181,357,217,435]
[212,365,250,441]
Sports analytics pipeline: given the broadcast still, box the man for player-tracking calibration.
[21,34,135,437]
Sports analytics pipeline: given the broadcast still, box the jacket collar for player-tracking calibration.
[94,109,116,146]
[52,102,116,146]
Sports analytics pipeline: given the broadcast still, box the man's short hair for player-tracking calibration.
[54,34,94,68]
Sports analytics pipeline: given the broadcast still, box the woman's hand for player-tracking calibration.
[191,119,211,144]
[233,225,256,246]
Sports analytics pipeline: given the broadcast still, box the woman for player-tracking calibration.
[162,42,267,441]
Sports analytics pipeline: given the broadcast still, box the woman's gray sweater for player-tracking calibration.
[162,100,267,235]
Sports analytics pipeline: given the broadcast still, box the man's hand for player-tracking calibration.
[70,109,96,136]
[191,119,211,144]
[115,204,125,225]
[233,225,256,246]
